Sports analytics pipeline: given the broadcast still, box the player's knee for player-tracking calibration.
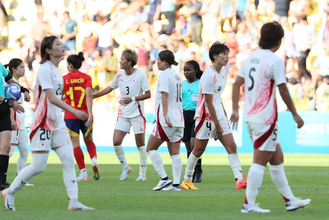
[113,140,123,146]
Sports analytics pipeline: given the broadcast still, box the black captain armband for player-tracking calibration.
[21,86,30,93]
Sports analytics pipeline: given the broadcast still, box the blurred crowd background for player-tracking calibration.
[0,0,329,115]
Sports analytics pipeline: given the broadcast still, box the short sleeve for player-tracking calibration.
[110,71,121,89]
[85,74,92,88]
[140,72,150,92]
[38,65,55,90]
[201,71,214,94]
[272,59,287,86]
[158,71,169,93]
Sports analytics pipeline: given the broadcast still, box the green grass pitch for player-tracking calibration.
[2,153,328,220]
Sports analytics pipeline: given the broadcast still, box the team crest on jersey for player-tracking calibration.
[218,86,222,92]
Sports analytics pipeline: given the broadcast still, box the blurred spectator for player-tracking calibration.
[219,0,234,32]
[317,2,329,44]
[174,14,191,42]
[312,45,329,87]
[48,10,62,37]
[292,14,315,86]
[0,0,8,38]
[94,15,113,56]
[235,0,250,29]
[226,30,239,70]
[160,0,176,35]
[289,0,310,25]
[62,11,79,54]
[316,75,329,112]
[257,0,274,19]
[137,37,151,75]
[130,4,149,34]
[236,21,255,52]
[86,0,102,21]
[81,30,98,58]
[201,0,219,43]
[30,12,49,45]
[272,0,291,24]
[147,0,161,38]
[101,48,118,83]
[186,0,203,46]
[22,40,39,72]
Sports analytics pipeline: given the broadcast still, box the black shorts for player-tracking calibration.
[0,104,11,132]
[182,110,196,142]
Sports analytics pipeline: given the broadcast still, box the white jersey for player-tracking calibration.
[238,49,286,124]
[194,65,228,121]
[155,68,184,127]
[110,69,150,118]
[30,61,65,138]
[12,78,25,129]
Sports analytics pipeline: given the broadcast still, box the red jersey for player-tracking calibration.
[63,71,92,119]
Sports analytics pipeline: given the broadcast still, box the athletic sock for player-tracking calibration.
[184,153,198,182]
[7,153,48,195]
[86,141,97,159]
[138,146,148,176]
[269,163,295,202]
[0,155,9,184]
[56,145,78,200]
[228,154,243,183]
[16,137,29,174]
[74,147,85,170]
[171,154,182,185]
[114,145,128,169]
[245,163,266,205]
[148,150,167,179]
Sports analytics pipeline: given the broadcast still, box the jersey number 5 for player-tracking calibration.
[248,67,256,91]
[66,86,86,108]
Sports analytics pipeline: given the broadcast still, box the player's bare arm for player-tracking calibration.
[92,86,114,99]
[230,76,244,130]
[161,92,172,128]
[120,90,151,105]
[278,83,304,128]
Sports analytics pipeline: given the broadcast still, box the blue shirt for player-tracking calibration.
[0,63,9,99]
[182,79,200,111]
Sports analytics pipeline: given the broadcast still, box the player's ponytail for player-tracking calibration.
[4,58,23,75]
[158,50,178,66]
[67,52,85,70]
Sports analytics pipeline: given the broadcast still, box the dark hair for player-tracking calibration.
[158,50,178,66]
[209,41,230,62]
[122,48,138,67]
[259,21,284,49]
[4,58,23,75]
[40,35,59,64]
[67,52,85,70]
[185,60,203,79]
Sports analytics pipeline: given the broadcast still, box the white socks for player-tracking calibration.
[7,153,49,195]
[138,146,148,176]
[114,145,128,169]
[184,153,199,182]
[148,150,167,179]
[269,163,295,201]
[227,154,243,183]
[171,154,182,185]
[55,145,78,200]
[245,163,266,205]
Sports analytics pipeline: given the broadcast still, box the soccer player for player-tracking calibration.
[93,48,150,181]
[147,50,183,191]
[182,60,203,182]
[1,36,94,211]
[5,59,33,186]
[0,62,28,191]
[181,42,246,190]
[231,21,311,213]
[63,52,100,181]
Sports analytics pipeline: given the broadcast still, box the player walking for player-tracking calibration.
[63,52,100,181]
[93,48,150,181]
[147,50,184,191]
[231,21,311,213]
[181,42,246,190]
[1,36,94,211]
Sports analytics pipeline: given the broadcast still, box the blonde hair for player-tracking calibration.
[122,48,138,67]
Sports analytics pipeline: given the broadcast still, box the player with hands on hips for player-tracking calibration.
[1,36,94,211]
[93,48,151,181]
[231,21,310,213]
[63,52,100,181]
[181,42,246,191]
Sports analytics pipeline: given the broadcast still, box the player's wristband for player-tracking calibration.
[131,97,136,101]
[3,98,14,107]
[21,86,30,93]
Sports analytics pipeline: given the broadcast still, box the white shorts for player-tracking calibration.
[30,127,71,151]
[115,115,146,134]
[195,117,232,140]
[246,121,280,152]
[11,129,20,145]
[151,123,183,143]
